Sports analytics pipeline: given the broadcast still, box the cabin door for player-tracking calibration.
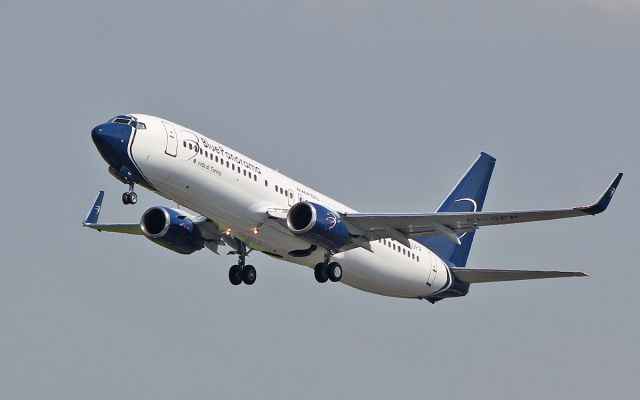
[162,121,178,157]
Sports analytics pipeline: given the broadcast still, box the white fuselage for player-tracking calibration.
[128,114,451,298]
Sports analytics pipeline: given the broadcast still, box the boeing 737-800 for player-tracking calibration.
[84,114,622,302]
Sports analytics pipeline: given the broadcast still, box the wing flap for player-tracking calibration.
[450,268,587,283]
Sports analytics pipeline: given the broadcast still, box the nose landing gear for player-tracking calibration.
[122,183,138,205]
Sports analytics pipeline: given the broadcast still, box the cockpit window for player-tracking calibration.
[111,116,141,128]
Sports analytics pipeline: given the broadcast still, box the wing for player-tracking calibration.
[450,267,587,283]
[343,173,622,245]
[82,191,143,235]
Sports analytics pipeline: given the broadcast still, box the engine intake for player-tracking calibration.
[140,207,204,254]
[286,202,350,251]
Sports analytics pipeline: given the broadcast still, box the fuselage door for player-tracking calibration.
[427,253,438,286]
[162,121,178,157]
[288,188,296,206]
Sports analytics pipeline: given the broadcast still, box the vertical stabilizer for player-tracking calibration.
[416,153,496,267]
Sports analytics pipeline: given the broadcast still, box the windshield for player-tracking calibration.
[110,115,143,129]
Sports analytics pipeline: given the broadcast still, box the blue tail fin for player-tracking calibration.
[416,153,496,267]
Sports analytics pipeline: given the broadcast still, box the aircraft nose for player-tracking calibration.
[91,124,107,147]
[91,122,133,169]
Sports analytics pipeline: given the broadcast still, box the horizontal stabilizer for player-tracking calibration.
[450,267,587,283]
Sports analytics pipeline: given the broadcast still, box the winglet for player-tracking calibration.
[576,173,623,215]
[83,191,104,225]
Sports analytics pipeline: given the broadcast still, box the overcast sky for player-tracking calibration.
[0,1,637,399]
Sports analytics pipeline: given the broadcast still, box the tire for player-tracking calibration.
[229,265,243,285]
[327,262,342,282]
[122,192,130,205]
[314,263,328,283]
[129,192,138,204]
[242,265,256,285]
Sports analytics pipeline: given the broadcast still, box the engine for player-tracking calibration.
[140,207,204,254]
[286,202,350,251]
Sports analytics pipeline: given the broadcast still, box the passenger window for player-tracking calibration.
[232,164,235,171]
[392,244,396,251]
[280,188,284,195]
[248,172,252,179]
[205,151,208,157]
[290,192,293,198]
[275,185,279,192]
[183,141,186,148]
[215,156,218,162]
[210,154,213,160]
[417,256,420,262]
[200,148,203,155]
[189,143,193,150]
[226,161,229,168]
[402,248,406,255]
[243,170,246,176]
[265,180,268,187]
[254,175,257,181]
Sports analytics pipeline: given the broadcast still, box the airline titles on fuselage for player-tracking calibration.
[198,137,262,175]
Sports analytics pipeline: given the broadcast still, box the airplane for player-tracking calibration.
[83,114,622,303]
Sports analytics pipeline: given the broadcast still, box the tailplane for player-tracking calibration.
[449,268,587,283]
[416,152,496,267]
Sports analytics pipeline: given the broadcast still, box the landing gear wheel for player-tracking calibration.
[327,262,342,282]
[229,265,243,285]
[121,192,137,205]
[314,263,329,283]
[242,265,257,285]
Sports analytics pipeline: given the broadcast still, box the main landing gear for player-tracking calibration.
[228,243,256,286]
[314,253,342,284]
[122,183,137,205]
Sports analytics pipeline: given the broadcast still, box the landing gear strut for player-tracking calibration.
[122,183,137,205]
[314,252,342,284]
[228,242,256,286]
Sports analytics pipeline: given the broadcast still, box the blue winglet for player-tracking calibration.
[83,191,104,225]
[576,173,623,215]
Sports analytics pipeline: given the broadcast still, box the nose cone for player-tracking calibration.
[91,122,133,169]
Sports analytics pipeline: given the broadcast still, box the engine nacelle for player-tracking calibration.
[140,207,204,254]
[286,202,350,251]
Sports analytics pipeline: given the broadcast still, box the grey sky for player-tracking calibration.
[0,1,637,399]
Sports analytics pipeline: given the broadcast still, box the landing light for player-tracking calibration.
[225,228,232,236]
[253,227,260,235]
